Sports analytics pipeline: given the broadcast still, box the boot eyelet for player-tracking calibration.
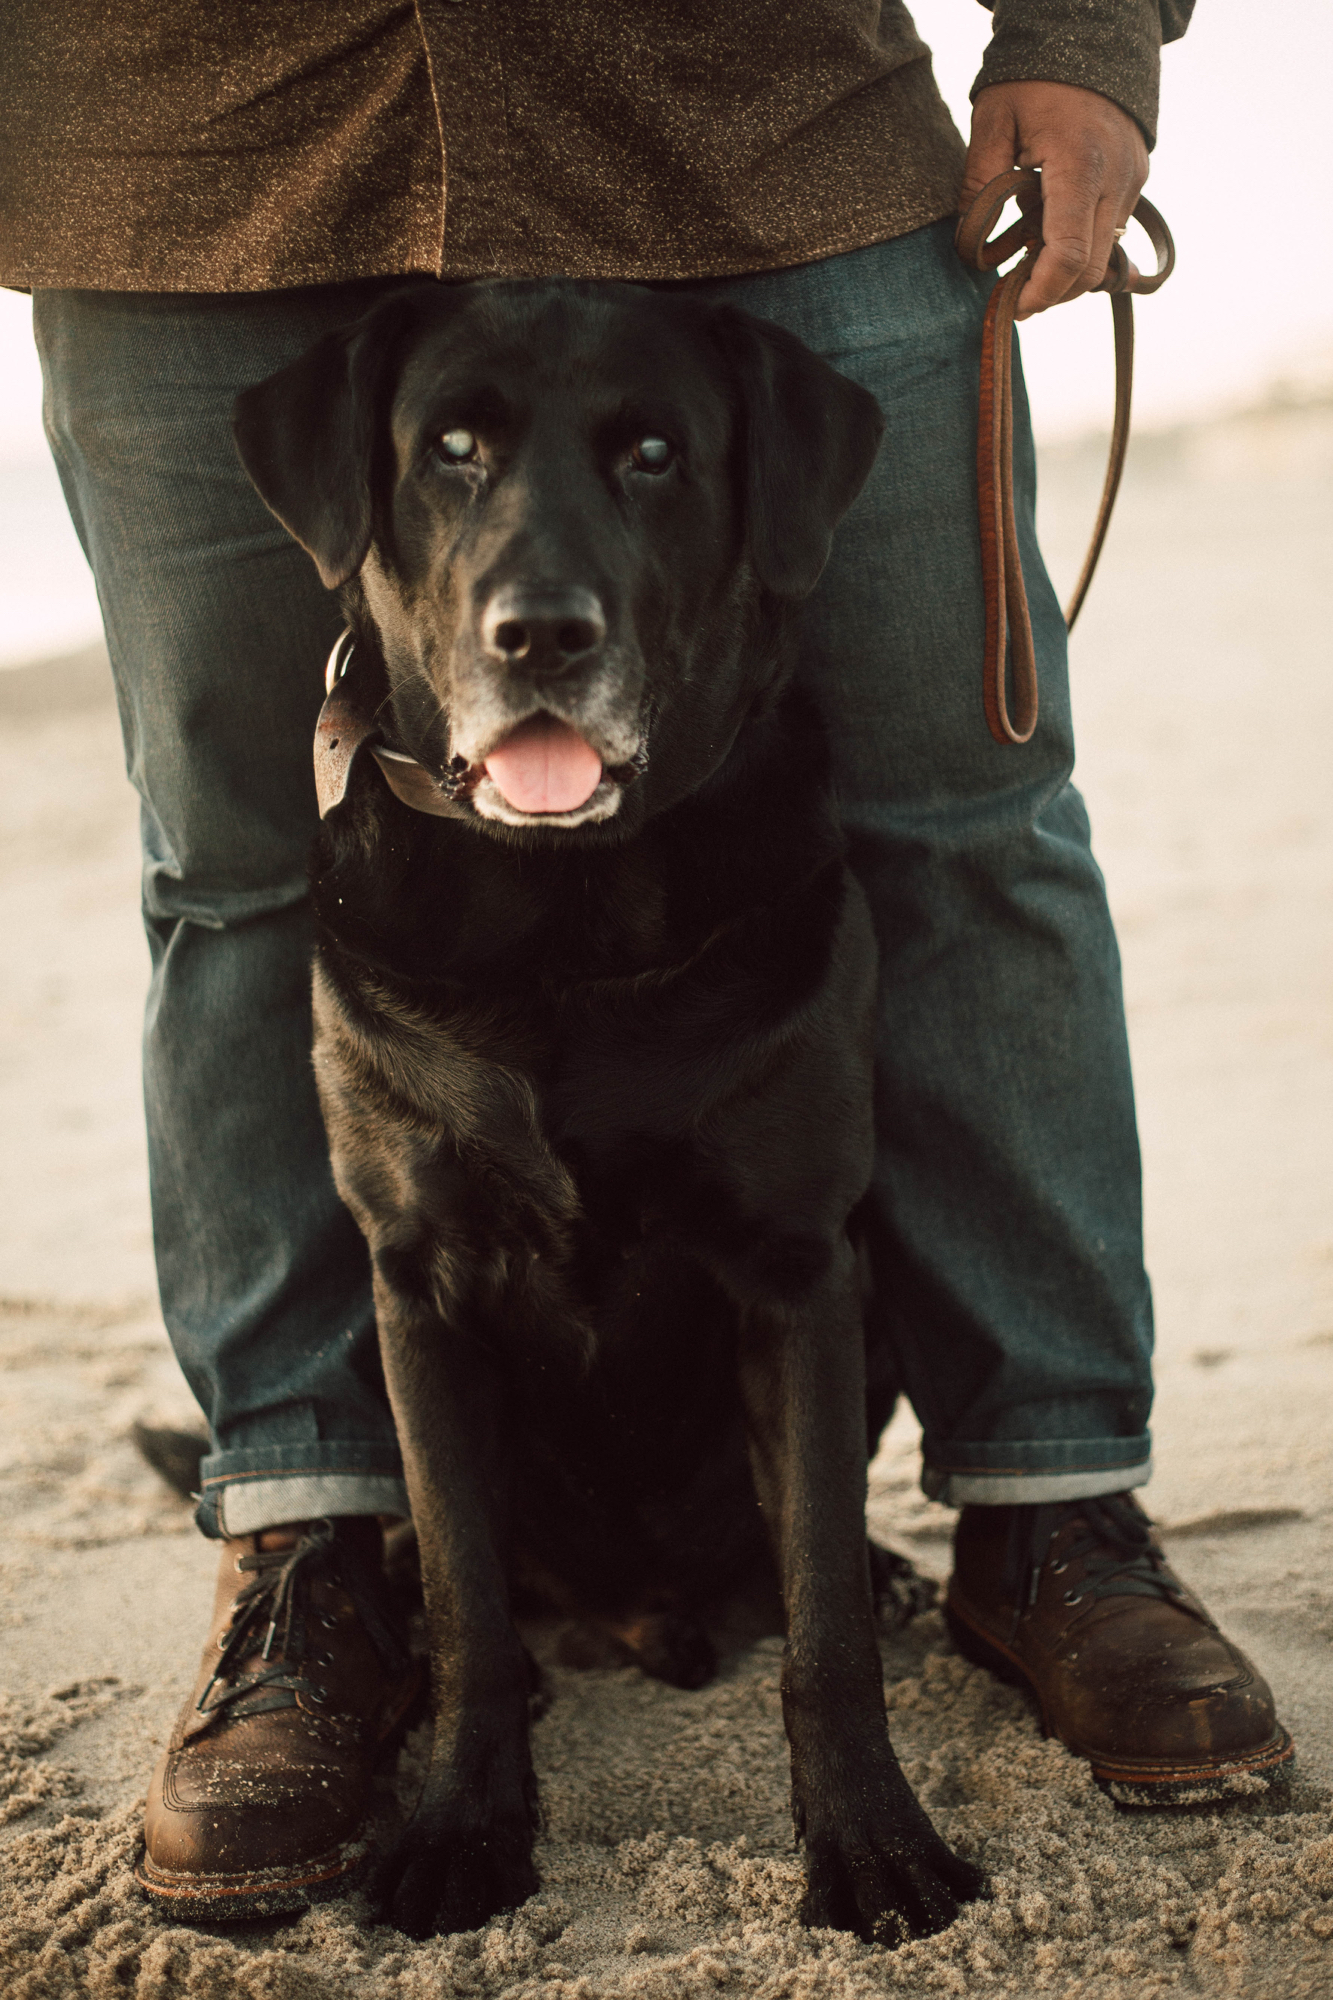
[1062,1589,1084,1607]
[319,1613,338,1630]
[1050,1560,1068,1575]
[307,1687,328,1705]
[316,1650,334,1668]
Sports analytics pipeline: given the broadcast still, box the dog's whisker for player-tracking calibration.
[369,667,450,750]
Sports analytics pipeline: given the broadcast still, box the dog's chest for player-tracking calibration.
[325,952,758,1284]
[317,774,843,1307]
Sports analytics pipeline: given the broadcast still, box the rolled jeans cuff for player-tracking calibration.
[921,1435,1153,1508]
[195,1442,410,1539]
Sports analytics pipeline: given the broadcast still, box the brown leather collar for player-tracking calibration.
[314,633,465,819]
[955,168,1175,745]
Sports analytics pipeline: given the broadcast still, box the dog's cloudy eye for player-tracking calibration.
[632,436,673,472]
[439,428,477,462]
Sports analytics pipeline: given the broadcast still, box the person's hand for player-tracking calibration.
[962,82,1149,319]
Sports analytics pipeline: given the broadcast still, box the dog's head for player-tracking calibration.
[233,281,882,840]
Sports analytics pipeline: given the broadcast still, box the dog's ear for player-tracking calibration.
[231,287,436,589]
[712,306,885,599]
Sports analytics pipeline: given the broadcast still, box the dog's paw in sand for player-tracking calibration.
[868,1541,937,1632]
[795,1747,987,1947]
[375,1794,540,1939]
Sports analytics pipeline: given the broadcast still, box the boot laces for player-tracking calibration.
[196,1518,407,1728]
[1005,1494,1185,1636]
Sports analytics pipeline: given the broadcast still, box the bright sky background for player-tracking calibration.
[0,2,1329,484]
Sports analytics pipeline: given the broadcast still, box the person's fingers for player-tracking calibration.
[1085,190,1126,298]
[1013,155,1104,316]
[959,89,1021,210]
[1017,189,1124,319]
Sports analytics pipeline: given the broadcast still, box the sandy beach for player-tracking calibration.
[1,401,1331,1997]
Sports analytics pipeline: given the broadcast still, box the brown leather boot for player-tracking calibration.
[946,1494,1294,1803]
[137,1516,422,1919]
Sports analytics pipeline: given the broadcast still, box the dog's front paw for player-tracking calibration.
[797,1760,986,1948]
[375,1809,540,1939]
[867,1541,937,1632]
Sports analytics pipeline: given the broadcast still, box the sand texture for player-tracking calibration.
[2,402,1331,1995]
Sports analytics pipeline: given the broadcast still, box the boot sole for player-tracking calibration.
[945,1598,1296,1806]
[135,1838,371,1920]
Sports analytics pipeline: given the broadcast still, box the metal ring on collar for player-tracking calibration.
[324,628,355,695]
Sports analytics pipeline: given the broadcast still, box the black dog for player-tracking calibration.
[233,280,984,1946]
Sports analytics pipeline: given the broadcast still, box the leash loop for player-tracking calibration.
[955,169,1175,745]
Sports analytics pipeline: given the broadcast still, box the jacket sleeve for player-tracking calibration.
[971,1,1195,150]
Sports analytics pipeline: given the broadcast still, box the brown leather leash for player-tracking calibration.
[954,168,1175,745]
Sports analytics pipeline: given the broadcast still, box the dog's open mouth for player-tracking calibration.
[483,714,604,816]
[462,712,642,829]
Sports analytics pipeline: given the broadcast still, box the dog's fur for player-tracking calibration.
[233,280,984,1946]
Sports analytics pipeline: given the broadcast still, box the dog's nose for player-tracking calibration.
[480,587,607,675]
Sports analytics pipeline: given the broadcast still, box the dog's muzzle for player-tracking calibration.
[315,632,645,827]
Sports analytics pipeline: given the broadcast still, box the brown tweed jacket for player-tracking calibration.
[0,2,1191,294]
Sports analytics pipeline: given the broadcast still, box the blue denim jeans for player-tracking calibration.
[34,220,1153,1537]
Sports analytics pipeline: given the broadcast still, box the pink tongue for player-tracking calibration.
[483,715,603,814]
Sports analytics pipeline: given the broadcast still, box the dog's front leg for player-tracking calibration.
[737,1239,986,1946]
[372,1278,539,1939]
